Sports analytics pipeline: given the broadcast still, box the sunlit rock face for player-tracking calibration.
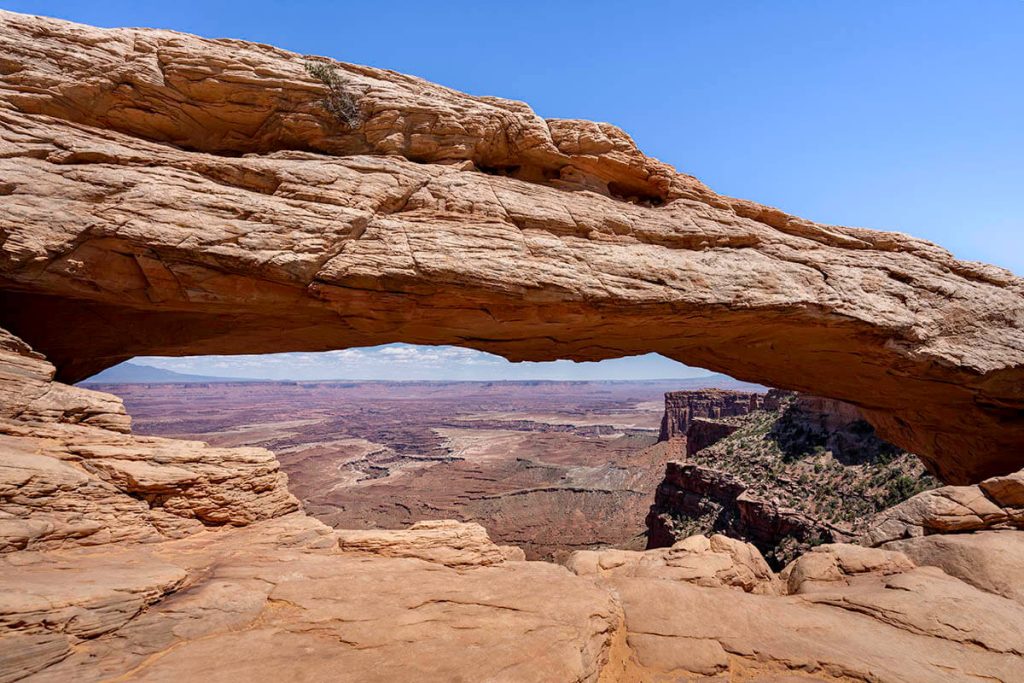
[645,391,938,566]
[0,12,1021,483]
[1,12,1024,680]
[658,389,765,441]
[4,322,1024,682]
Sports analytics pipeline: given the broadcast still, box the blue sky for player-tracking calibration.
[134,346,714,381]
[11,1,1021,380]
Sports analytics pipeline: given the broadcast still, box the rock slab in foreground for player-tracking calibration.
[2,324,1024,681]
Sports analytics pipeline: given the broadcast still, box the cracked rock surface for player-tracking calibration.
[0,11,1021,482]
[1,326,1024,681]
[1,11,1024,682]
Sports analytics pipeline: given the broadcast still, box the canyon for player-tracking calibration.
[3,331,1024,681]
[99,377,718,560]
[648,390,936,566]
[1,10,1023,682]
[0,11,1022,482]
[658,389,768,441]
[107,380,934,567]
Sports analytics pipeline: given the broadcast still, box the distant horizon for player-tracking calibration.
[85,369,739,386]
[83,345,728,383]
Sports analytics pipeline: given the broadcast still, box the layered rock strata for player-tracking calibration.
[658,389,765,441]
[646,390,936,565]
[684,417,741,456]
[646,461,832,562]
[0,514,620,683]
[2,325,1024,681]
[860,471,1024,546]
[335,519,526,566]
[580,540,1024,682]
[567,532,779,595]
[0,11,1023,681]
[0,330,299,554]
[0,11,1021,482]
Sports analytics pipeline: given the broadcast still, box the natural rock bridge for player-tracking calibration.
[1,10,1022,484]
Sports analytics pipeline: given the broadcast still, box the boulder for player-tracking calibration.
[861,478,1022,546]
[782,543,916,594]
[567,533,778,594]
[335,520,518,568]
[884,530,1024,605]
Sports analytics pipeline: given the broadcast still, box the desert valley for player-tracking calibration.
[1,8,1023,682]
[96,376,937,568]
[98,378,686,561]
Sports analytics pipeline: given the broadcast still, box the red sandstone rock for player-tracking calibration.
[684,417,741,456]
[783,543,916,594]
[1,12,1024,682]
[0,329,130,434]
[861,479,1023,546]
[0,11,1021,482]
[658,390,764,441]
[335,520,517,567]
[645,461,829,558]
[883,530,1024,605]
[3,323,1024,680]
[567,533,779,594]
[0,328,299,553]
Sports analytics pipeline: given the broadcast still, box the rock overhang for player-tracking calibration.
[0,10,1022,484]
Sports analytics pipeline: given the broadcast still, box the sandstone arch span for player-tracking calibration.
[0,11,1022,484]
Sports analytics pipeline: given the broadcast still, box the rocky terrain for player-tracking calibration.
[658,389,767,440]
[98,378,709,560]
[648,390,937,565]
[3,327,1024,681]
[0,12,1022,482]
[1,11,1024,682]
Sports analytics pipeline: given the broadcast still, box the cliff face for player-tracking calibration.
[3,327,1024,681]
[0,328,300,554]
[647,390,939,565]
[658,389,765,441]
[1,307,1018,683]
[0,11,1021,482]
[646,461,829,564]
[685,418,742,456]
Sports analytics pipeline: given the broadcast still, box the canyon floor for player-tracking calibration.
[96,377,755,560]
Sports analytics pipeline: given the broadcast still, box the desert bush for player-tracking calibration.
[882,474,929,508]
[304,60,360,127]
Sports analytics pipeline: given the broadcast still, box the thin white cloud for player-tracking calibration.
[133,344,713,381]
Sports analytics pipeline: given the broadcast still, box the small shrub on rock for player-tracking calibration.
[304,60,361,127]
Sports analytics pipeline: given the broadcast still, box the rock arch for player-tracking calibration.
[0,11,1022,483]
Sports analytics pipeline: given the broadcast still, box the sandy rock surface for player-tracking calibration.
[609,565,1024,682]
[1,515,620,683]
[1,11,1024,682]
[0,11,1021,482]
[336,519,514,567]
[884,530,1024,605]
[0,419,299,552]
[861,479,1023,546]
[567,533,779,594]
[0,326,1023,680]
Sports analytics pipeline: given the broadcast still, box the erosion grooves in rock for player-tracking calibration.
[5,319,1024,682]
[0,10,1022,482]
